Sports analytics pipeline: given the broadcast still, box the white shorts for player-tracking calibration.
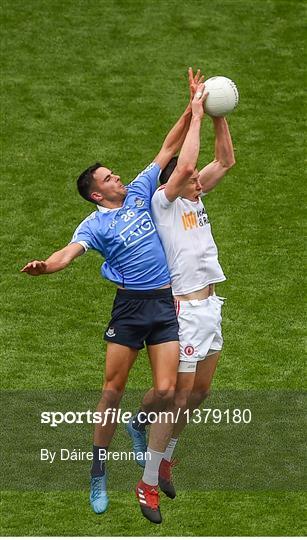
[175,295,225,373]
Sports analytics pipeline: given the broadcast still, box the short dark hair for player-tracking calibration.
[77,162,102,203]
[160,157,178,185]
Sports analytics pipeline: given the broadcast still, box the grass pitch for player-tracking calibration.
[1,0,306,536]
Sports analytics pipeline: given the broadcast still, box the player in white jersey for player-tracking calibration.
[129,110,235,500]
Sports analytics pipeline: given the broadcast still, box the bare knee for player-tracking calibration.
[152,384,176,410]
[174,389,191,410]
[101,378,126,408]
[189,387,211,408]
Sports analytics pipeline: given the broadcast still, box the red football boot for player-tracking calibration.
[135,479,162,524]
[158,458,177,499]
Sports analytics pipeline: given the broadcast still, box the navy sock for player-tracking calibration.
[91,445,108,477]
[132,409,149,432]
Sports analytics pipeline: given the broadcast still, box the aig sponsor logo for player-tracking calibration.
[120,211,155,247]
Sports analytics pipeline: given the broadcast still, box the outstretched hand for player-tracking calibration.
[20,260,47,276]
[188,67,205,102]
[191,82,208,119]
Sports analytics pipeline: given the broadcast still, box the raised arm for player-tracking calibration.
[154,68,204,170]
[20,243,85,276]
[198,116,235,193]
[163,83,208,202]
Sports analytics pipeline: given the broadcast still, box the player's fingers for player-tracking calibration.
[30,260,41,269]
[34,261,44,271]
[189,68,194,88]
[194,69,201,83]
[188,66,193,85]
[20,262,34,272]
[201,91,209,102]
[201,93,209,110]
[37,261,46,272]
[195,82,205,97]
[199,75,204,83]
[21,267,34,274]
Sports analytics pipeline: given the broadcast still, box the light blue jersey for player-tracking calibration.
[70,163,170,290]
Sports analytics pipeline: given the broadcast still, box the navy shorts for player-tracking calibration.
[104,288,179,350]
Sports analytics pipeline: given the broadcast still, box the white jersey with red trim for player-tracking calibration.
[151,187,226,295]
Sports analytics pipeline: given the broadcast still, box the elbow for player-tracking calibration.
[178,163,195,178]
[222,157,236,170]
[186,164,195,177]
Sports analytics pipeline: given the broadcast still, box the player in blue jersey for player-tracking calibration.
[21,70,207,524]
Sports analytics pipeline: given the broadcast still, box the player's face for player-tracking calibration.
[91,167,127,205]
[180,169,202,201]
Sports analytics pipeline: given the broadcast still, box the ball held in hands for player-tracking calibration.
[204,76,239,117]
